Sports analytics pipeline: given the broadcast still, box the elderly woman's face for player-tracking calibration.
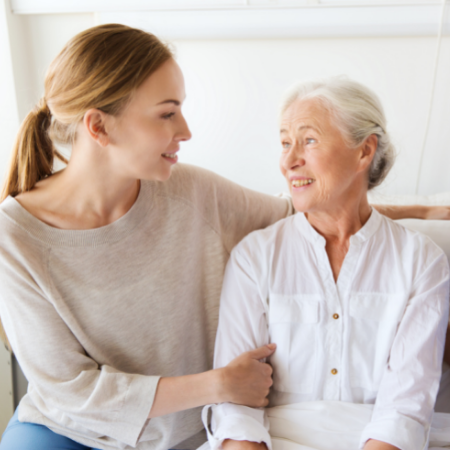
[280,99,364,213]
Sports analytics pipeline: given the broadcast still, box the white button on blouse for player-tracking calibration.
[206,209,449,450]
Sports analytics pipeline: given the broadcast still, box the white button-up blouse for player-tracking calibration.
[205,209,450,450]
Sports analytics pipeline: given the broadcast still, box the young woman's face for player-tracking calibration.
[106,58,191,182]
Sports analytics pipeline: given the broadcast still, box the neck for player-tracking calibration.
[31,136,140,229]
[304,185,372,283]
[305,188,372,245]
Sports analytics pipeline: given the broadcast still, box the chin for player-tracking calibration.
[292,197,313,213]
[140,164,174,183]
[155,167,174,182]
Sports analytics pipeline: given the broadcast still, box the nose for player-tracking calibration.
[177,113,192,142]
[281,142,305,172]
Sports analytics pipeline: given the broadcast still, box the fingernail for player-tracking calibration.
[267,343,276,349]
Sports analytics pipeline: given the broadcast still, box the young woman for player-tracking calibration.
[0,23,446,450]
[0,24,282,450]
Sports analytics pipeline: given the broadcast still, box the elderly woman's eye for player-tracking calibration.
[281,142,291,150]
[305,138,316,145]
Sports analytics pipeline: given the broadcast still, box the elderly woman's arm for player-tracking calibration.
[205,244,273,450]
[373,204,450,220]
[359,246,449,450]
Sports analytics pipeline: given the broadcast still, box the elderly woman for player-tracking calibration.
[204,78,450,450]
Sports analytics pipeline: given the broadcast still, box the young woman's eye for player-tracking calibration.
[162,112,175,120]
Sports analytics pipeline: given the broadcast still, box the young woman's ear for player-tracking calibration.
[83,109,110,147]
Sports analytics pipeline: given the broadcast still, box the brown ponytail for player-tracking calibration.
[0,98,68,202]
[0,24,173,349]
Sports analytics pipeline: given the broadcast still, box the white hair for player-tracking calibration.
[279,76,395,190]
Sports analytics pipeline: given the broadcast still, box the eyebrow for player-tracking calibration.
[157,99,181,106]
[280,125,320,134]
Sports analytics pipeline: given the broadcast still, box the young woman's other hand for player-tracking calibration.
[423,205,450,220]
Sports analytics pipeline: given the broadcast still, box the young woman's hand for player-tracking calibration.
[423,205,450,220]
[148,344,276,418]
[373,204,450,221]
[218,344,276,407]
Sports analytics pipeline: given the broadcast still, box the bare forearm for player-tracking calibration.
[373,204,428,220]
[149,370,222,418]
[149,343,276,418]
[373,204,450,220]
[363,439,399,450]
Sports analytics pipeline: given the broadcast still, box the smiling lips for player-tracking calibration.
[292,178,314,188]
[162,152,177,159]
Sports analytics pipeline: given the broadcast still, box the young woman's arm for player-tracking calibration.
[0,245,275,447]
[373,204,450,220]
[149,345,275,418]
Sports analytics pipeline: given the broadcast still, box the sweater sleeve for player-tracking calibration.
[213,178,293,254]
[359,249,450,450]
[204,243,272,450]
[172,164,293,254]
[0,251,158,448]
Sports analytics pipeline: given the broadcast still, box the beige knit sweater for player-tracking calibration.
[0,164,291,450]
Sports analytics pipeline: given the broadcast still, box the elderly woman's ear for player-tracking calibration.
[358,134,378,174]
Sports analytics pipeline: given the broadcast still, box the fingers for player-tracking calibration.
[224,345,275,406]
[246,343,276,360]
[256,396,270,408]
[246,391,270,408]
[263,363,273,376]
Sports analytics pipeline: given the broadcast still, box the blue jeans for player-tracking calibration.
[0,408,100,450]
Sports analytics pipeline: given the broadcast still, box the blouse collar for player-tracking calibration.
[294,207,382,247]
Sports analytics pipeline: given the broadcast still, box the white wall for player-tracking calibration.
[175,35,450,196]
[0,11,95,181]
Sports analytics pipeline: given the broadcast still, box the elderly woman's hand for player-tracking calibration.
[222,440,267,450]
[363,439,400,450]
